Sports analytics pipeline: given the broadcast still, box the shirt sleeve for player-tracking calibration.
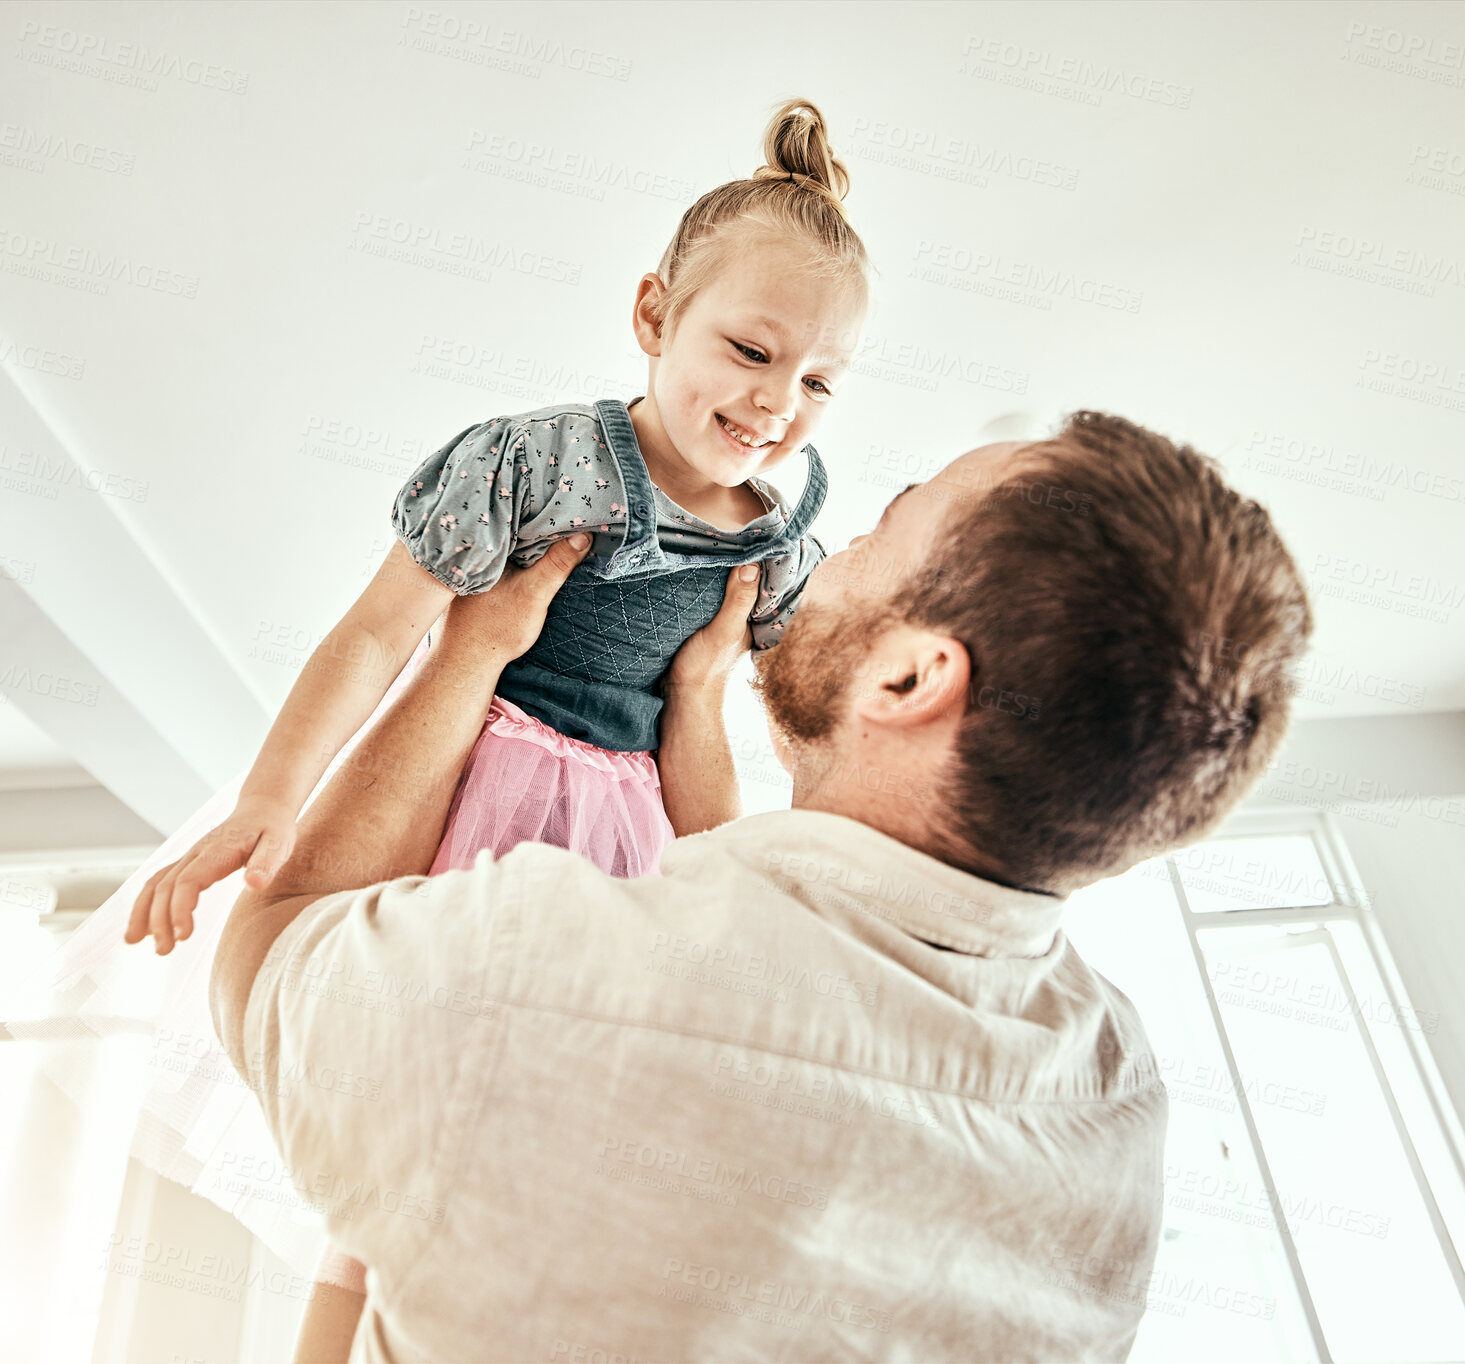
[749,530,827,651]
[390,415,536,594]
[239,854,518,1272]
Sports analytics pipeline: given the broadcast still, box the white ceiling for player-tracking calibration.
[2,0,1462,826]
[0,699,89,789]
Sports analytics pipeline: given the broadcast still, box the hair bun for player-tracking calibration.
[648,96,870,339]
[752,98,851,213]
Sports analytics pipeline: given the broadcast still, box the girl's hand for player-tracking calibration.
[126,536,591,956]
[125,796,298,955]
[664,563,762,692]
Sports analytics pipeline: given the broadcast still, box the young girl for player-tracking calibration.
[18,97,872,1358]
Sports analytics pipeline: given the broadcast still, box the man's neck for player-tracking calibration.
[789,765,1053,895]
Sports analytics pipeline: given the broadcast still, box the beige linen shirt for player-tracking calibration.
[243,809,1167,1363]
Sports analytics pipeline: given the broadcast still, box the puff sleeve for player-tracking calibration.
[390,415,535,594]
[749,530,828,651]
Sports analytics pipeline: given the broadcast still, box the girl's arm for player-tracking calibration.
[655,564,762,837]
[132,411,538,953]
[243,541,455,811]
[290,1281,366,1364]
[127,541,455,952]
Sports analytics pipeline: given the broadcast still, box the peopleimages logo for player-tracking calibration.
[709,1053,943,1130]
[847,117,1080,191]
[958,35,1194,109]
[912,239,1144,314]
[0,444,149,502]
[658,1257,891,1333]
[0,335,86,379]
[16,20,250,92]
[1293,226,1464,295]
[595,1138,829,1210]
[348,213,582,286]
[0,228,200,297]
[399,7,633,81]
[1343,20,1465,69]
[463,132,696,204]
[1243,426,1465,504]
[646,932,878,1008]
[0,122,135,175]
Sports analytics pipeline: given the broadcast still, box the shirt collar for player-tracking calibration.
[678,808,1067,959]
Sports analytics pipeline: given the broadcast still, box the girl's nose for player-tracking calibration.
[753,373,801,422]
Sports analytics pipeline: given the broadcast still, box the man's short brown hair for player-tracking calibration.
[892,411,1313,893]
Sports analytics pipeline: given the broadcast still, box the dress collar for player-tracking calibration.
[618,398,795,536]
[667,808,1067,959]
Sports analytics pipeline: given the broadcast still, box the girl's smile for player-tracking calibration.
[715,411,779,452]
[630,236,867,507]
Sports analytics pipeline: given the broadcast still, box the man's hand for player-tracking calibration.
[434,533,593,665]
[663,563,762,693]
[655,563,761,838]
[256,527,594,904]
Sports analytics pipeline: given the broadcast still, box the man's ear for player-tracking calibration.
[852,627,971,728]
[631,274,667,357]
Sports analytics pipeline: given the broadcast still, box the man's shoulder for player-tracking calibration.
[499,833,763,923]
[1057,944,1166,1105]
[489,832,808,967]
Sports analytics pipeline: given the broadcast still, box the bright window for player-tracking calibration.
[1064,812,1465,1362]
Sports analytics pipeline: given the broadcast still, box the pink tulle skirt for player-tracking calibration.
[429,691,675,879]
[4,632,675,1288]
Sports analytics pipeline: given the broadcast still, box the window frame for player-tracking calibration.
[1166,807,1465,1361]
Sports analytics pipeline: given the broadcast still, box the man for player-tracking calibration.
[212,410,1312,1363]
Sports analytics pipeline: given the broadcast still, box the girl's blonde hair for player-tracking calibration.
[649,98,872,338]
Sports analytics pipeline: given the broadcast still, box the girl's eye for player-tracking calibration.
[731,342,831,396]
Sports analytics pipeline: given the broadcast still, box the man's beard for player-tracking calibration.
[749,594,895,759]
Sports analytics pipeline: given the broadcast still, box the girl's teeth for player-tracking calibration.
[720,415,767,447]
